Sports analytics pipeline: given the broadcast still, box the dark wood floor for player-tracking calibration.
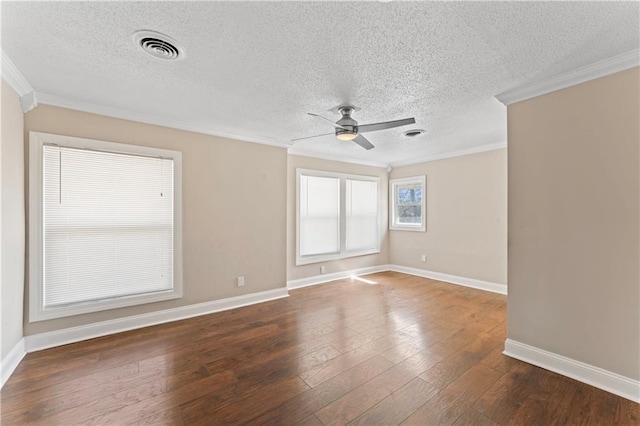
[1,272,638,425]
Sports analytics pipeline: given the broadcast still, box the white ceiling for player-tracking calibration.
[2,1,639,166]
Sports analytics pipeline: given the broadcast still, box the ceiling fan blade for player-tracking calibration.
[353,134,375,150]
[308,112,347,130]
[358,117,416,133]
[290,132,335,142]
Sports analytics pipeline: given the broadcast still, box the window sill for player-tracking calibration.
[389,225,426,232]
[30,288,182,322]
[296,248,380,266]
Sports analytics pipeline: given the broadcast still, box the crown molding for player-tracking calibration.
[20,91,38,113]
[389,141,507,168]
[1,50,32,96]
[287,147,389,168]
[1,50,38,112]
[35,92,289,149]
[288,140,508,169]
[496,50,640,106]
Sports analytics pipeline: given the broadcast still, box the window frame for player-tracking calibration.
[28,131,183,322]
[389,175,426,232]
[296,168,380,266]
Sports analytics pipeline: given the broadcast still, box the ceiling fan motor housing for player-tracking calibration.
[335,107,358,140]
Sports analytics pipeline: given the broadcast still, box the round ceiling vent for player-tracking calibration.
[132,30,185,60]
[404,129,425,138]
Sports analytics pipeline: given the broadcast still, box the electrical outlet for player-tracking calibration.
[421,254,427,262]
[320,266,326,274]
[237,276,245,287]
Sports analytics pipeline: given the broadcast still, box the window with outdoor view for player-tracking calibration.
[390,176,426,231]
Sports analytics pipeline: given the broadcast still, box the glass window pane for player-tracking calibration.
[397,205,422,223]
[398,186,422,205]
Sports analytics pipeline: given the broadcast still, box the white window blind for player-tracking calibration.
[297,169,380,265]
[299,175,340,257]
[42,145,174,308]
[346,179,378,251]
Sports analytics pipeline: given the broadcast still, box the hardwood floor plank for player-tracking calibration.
[130,407,185,425]
[452,408,500,426]
[1,360,140,409]
[297,413,325,426]
[298,332,404,388]
[348,377,438,425]
[379,338,427,364]
[564,382,636,426]
[473,361,538,424]
[425,317,501,359]
[314,362,418,425]
[480,346,519,374]
[401,390,467,425]
[617,397,640,425]
[297,345,343,371]
[507,368,579,425]
[181,376,310,424]
[29,369,237,425]
[418,351,480,389]
[403,363,504,425]
[444,363,504,402]
[0,367,164,423]
[394,345,442,372]
[255,356,395,425]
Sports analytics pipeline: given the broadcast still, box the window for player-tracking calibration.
[297,169,379,265]
[299,175,340,257]
[390,176,426,231]
[345,179,378,251]
[29,132,182,321]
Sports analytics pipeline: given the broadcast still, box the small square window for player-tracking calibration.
[390,176,426,231]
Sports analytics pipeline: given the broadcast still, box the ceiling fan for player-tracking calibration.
[292,106,416,150]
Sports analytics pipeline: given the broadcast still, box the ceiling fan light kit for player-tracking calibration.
[293,105,416,150]
[336,131,357,141]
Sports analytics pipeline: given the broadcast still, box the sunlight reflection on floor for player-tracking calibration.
[350,276,378,285]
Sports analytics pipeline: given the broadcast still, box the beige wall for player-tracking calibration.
[1,81,25,359]
[508,67,639,379]
[389,149,507,285]
[287,155,389,281]
[24,105,287,335]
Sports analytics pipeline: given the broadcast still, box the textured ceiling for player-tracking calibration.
[2,1,639,165]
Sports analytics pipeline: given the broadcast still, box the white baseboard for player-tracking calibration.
[24,287,288,353]
[287,264,506,295]
[287,265,392,289]
[504,339,640,403]
[389,265,507,295]
[1,338,26,388]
